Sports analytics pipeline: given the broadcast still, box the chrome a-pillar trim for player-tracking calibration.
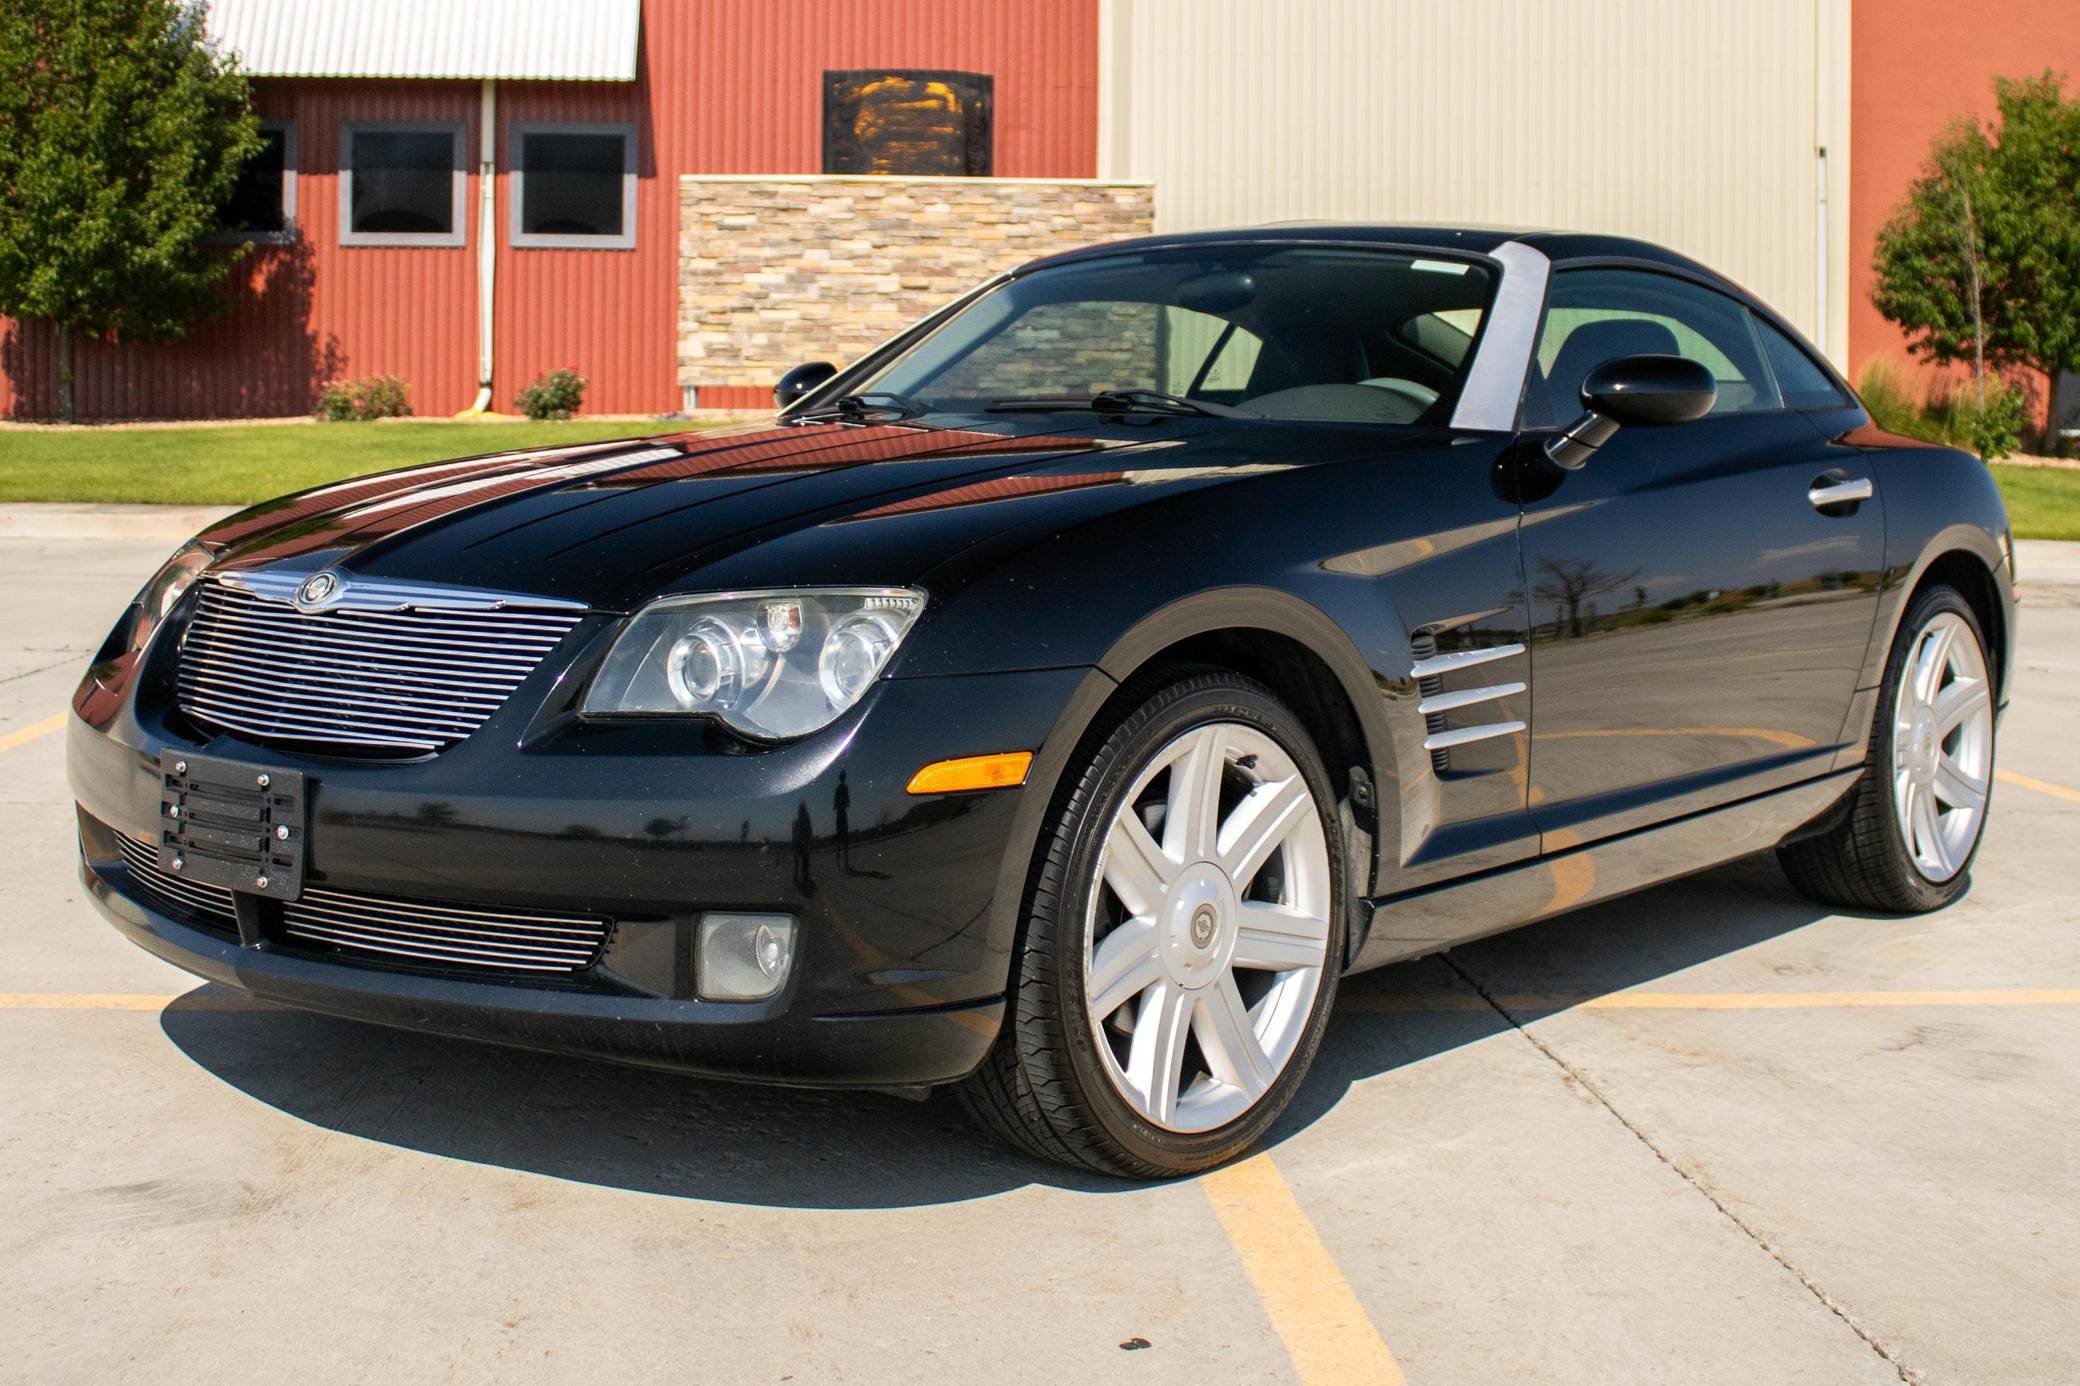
[1450,240,1550,433]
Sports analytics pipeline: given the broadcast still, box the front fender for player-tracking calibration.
[1862,446,2016,696]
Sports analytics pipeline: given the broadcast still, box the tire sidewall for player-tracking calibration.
[1041,676,1348,1171]
[1872,585,1995,907]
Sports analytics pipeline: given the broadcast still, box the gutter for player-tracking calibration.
[466,79,497,414]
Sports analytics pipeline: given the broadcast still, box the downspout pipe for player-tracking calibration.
[467,78,497,414]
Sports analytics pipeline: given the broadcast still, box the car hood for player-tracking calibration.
[200,419,1186,611]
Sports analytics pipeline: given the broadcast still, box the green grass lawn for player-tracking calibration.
[1989,462,2080,542]
[0,419,691,505]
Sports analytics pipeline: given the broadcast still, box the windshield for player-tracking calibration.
[846,246,1497,425]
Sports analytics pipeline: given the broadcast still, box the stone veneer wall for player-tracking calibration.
[677,175,1155,396]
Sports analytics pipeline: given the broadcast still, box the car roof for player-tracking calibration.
[1017,222,1717,279]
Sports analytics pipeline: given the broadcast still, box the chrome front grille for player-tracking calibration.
[115,833,238,932]
[281,887,610,973]
[178,570,586,753]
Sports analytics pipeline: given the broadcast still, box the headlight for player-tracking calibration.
[128,540,216,652]
[583,588,926,740]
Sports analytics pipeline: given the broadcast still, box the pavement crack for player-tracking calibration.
[0,655,79,688]
[1440,954,1924,1386]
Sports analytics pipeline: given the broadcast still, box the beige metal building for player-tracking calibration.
[1097,0,1852,363]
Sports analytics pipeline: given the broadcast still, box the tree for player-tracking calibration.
[0,0,258,420]
[1531,557,1641,639]
[1872,72,2080,433]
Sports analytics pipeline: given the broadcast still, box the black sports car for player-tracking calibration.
[71,225,2014,1177]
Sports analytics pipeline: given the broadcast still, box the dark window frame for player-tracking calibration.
[212,118,297,244]
[822,69,994,176]
[340,120,468,248]
[509,121,638,250]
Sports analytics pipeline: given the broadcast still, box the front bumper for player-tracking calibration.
[70,661,1096,1088]
[79,860,1003,1086]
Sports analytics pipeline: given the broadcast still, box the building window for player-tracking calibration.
[511,123,637,249]
[823,71,992,176]
[341,122,466,247]
[216,120,296,242]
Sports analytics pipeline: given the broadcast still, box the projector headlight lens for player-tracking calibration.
[584,588,924,740]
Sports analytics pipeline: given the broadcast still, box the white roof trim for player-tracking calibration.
[205,0,640,82]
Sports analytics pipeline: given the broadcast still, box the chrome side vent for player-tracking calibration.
[1410,638,1528,767]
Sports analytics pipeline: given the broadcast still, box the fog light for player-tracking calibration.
[697,912,797,1001]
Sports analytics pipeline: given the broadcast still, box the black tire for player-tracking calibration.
[957,670,1348,1178]
[1778,584,1995,912]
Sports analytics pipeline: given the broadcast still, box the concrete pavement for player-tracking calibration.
[0,535,2073,1384]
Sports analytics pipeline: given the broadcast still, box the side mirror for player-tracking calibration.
[773,361,837,411]
[1545,354,1717,470]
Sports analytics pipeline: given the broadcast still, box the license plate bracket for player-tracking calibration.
[159,750,305,900]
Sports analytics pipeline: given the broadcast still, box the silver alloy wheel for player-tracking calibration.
[1892,610,1994,883]
[1083,721,1332,1133]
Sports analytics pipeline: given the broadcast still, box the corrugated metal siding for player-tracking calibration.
[1098,0,1849,357]
[0,0,1099,420]
[204,0,641,81]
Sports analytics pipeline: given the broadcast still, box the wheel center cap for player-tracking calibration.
[1160,862,1238,990]
[1906,711,1940,784]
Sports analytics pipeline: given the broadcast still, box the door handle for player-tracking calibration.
[1808,475,1873,511]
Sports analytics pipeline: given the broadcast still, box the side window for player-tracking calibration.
[1754,318,1850,409]
[1528,269,1781,425]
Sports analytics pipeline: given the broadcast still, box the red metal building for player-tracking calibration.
[0,0,1100,420]
[1848,0,2080,418]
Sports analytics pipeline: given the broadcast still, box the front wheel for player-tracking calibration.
[958,672,1347,1177]
[1779,584,1996,912]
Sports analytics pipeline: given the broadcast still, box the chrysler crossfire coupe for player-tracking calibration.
[72,226,2014,1177]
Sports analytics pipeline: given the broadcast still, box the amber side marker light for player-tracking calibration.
[906,751,1034,795]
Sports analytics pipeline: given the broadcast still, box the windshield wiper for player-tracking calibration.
[987,389,1258,419]
[789,392,928,424]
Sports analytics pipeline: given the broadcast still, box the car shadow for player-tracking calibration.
[159,851,1874,1210]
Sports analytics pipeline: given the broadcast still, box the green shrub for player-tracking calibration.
[1856,359,2026,459]
[315,374,412,422]
[1940,377,2028,460]
[515,368,587,421]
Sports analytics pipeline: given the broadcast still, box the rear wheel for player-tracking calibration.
[1779,584,1995,912]
[958,672,1346,1177]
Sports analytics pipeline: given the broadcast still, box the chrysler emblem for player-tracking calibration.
[294,570,342,612]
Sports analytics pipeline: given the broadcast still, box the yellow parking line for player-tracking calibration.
[1203,1153,1406,1386]
[1343,987,2080,1014]
[0,712,65,754]
[1998,769,2080,805]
